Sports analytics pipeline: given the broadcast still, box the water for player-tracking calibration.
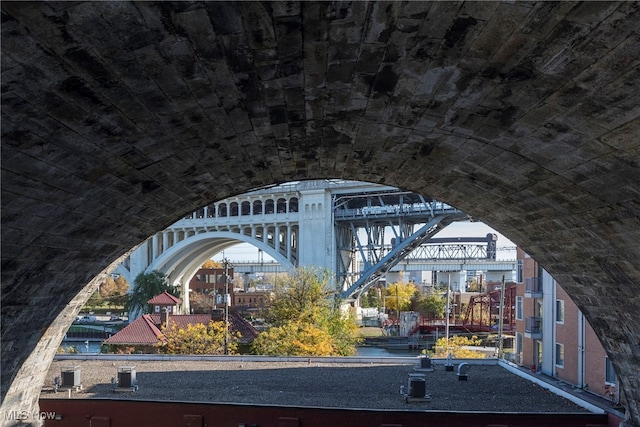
[59,341,418,357]
[355,346,422,357]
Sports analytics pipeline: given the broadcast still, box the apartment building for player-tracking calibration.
[514,249,620,403]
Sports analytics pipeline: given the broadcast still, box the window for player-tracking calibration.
[605,357,617,384]
[516,260,523,283]
[516,296,523,320]
[555,343,564,368]
[556,299,564,324]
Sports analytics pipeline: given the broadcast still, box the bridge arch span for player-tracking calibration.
[144,231,295,313]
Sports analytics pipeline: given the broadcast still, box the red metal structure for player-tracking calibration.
[463,284,517,332]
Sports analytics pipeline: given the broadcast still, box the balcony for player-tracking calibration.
[525,316,543,339]
[525,277,543,298]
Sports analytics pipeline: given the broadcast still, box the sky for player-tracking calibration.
[212,221,517,263]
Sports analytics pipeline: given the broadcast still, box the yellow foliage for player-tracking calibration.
[202,259,222,269]
[157,320,240,355]
[252,321,335,356]
[252,267,361,356]
[385,282,418,312]
[430,335,485,359]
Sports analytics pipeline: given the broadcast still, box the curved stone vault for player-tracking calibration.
[1,2,639,425]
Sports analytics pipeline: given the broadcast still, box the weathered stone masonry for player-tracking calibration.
[1,2,639,425]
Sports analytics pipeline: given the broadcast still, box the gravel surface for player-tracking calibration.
[41,359,589,413]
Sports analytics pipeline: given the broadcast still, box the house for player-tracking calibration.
[104,292,258,354]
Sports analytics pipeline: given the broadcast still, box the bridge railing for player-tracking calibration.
[334,201,459,220]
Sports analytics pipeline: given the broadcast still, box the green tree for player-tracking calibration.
[360,286,382,309]
[417,293,446,320]
[84,290,104,310]
[127,270,179,315]
[265,267,334,324]
[251,267,361,356]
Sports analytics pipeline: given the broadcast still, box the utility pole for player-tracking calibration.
[395,284,399,335]
[223,258,231,355]
[497,275,505,359]
[445,273,451,342]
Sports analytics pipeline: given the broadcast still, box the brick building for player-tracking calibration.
[189,267,235,308]
[514,248,621,404]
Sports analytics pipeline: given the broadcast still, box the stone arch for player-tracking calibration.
[229,202,239,217]
[241,201,251,216]
[253,200,263,215]
[218,203,228,217]
[265,199,275,214]
[289,197,299,213]
[277,198,287,213]
[1,2,639,425]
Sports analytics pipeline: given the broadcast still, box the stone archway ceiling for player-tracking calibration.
[1,1,639,424]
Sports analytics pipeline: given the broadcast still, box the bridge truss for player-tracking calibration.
[333,190,470,301]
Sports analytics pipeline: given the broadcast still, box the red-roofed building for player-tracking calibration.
[148,291,182,314]
[104,293,258,354]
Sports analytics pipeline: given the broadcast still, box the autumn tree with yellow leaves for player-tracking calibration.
[384,282,419,313]
[157,320,240,355]
[429,335,485,359]
[251,267,361,356]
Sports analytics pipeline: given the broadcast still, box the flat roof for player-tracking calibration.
[41,357,604,414]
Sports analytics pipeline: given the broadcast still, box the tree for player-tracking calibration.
[251,267,361,356]
[265,267,334,324]
[202,259,222,269]
[430,335,485,359]
[190,291,213,314]
[99,275,130,308]
[417,294,446,320]
[251,321,333,356]
[384,282,418,313]
[84,290,104,310]
[360,286,382,309]
[157,320,239,355]
[127,270,179,315]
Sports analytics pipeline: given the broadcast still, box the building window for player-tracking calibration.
[555,343,564,368]
[516,332,523,364]
[556,299,564,324]
[605,357,617,384]
[516,260,523,283]
[516,296,523,320]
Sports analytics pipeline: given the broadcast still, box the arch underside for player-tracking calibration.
[1,2,639,425]
[148,232,295,306]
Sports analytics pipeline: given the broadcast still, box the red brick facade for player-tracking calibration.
[514,249,620,403]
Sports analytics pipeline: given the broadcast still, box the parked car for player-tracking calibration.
[78,315,96,323]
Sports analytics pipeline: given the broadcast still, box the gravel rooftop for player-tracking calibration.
[40,358,591,414]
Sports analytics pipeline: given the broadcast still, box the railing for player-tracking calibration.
[525,317,542,334]
[525,277,542,296]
